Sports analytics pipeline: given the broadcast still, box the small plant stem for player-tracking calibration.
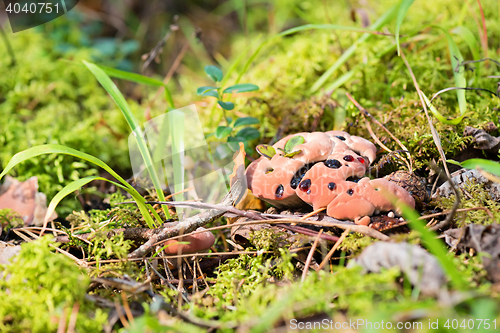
[301,230,323,282]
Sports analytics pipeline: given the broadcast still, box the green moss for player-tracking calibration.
[0,208,24,231]
[0,32,146,216]
[433,180,500,226]
[0,236,107,332]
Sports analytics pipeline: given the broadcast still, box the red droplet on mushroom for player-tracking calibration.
[357,157,365,164]
[343,155,354,162]
[298,179,311,192]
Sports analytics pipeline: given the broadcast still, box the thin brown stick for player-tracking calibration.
[154,218,389,245]
[346,92,413,171]
[67,302,80,333]
[300,208,326,220]
[121,292,135,324]
[301,230,323,282]
[114,299,129,329]
[128,181,244,259]
[428,161,461,231]
[318,229,350,271]
[56,304,69,333]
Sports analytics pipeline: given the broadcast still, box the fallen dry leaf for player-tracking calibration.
[351,241,446,296]
[0,176,57,226]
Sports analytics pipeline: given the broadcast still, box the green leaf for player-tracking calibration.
[284,135,305,153]
[0,145,159,228]
[284,150,302,158]
[98,65,165,87]
[234,117,259,127]
[204,65,223,82]
[218,101,235,110]
[197,86,219,95]
[442,29,467,115]
[451,26,480,61]
[236,127,260,141]
[201,90,219,98]
[309,5,398,93]
[422,91,465,125]
[83,60,169,221]
[98,64,175,109]
[215,126,233,139]
[395,0,415,55]
[450,159,500,177]
[223,83,259,94]
[256,144,276,159]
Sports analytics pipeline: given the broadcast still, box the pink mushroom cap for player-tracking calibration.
[162,228,215,255]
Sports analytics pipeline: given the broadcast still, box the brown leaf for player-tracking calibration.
[0,176,57,226]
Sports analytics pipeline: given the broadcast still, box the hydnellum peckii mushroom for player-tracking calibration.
[162,227,215,255]
[246,131,415,225]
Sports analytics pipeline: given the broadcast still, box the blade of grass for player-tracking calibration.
[440,28,467,115]
[83,60,170,220]
[451,26,480,60]
[98,64,175,111]
[422,91,465,125]
[310,5,398,93]
[0,145,159,229]
[168,110,185,203]
[400,204,468,290]
[395,0,415,55]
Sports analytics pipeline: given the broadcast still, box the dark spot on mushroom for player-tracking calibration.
[324,159,341,169]
[346,177,361,183]
[357,157,365,164]
[299,179,312,192]
[265,168,274,174]
[347,189,354,196]
[275,184,284,198]
[335,136,346,141]
[328,182,336,190]
[343,155,354,162]
[290,163,314,189]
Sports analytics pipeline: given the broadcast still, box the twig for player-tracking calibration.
[318,229,350,271]
[155,218,389,245]
[419,207,496,223]
[128,181,244,259]
[400,51,452,181]
[121,292,135,324]
[142,17,179,72]
[429,161,460,231]
[67,302,80,333]
[346,92,413,171]
[114,299,129,329]
[301,230,323,282]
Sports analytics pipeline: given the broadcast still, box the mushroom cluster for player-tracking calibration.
[246,131,415,224]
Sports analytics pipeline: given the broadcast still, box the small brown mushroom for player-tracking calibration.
[162,227,215,255]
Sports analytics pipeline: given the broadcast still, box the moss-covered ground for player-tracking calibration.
[1,0,500,331]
